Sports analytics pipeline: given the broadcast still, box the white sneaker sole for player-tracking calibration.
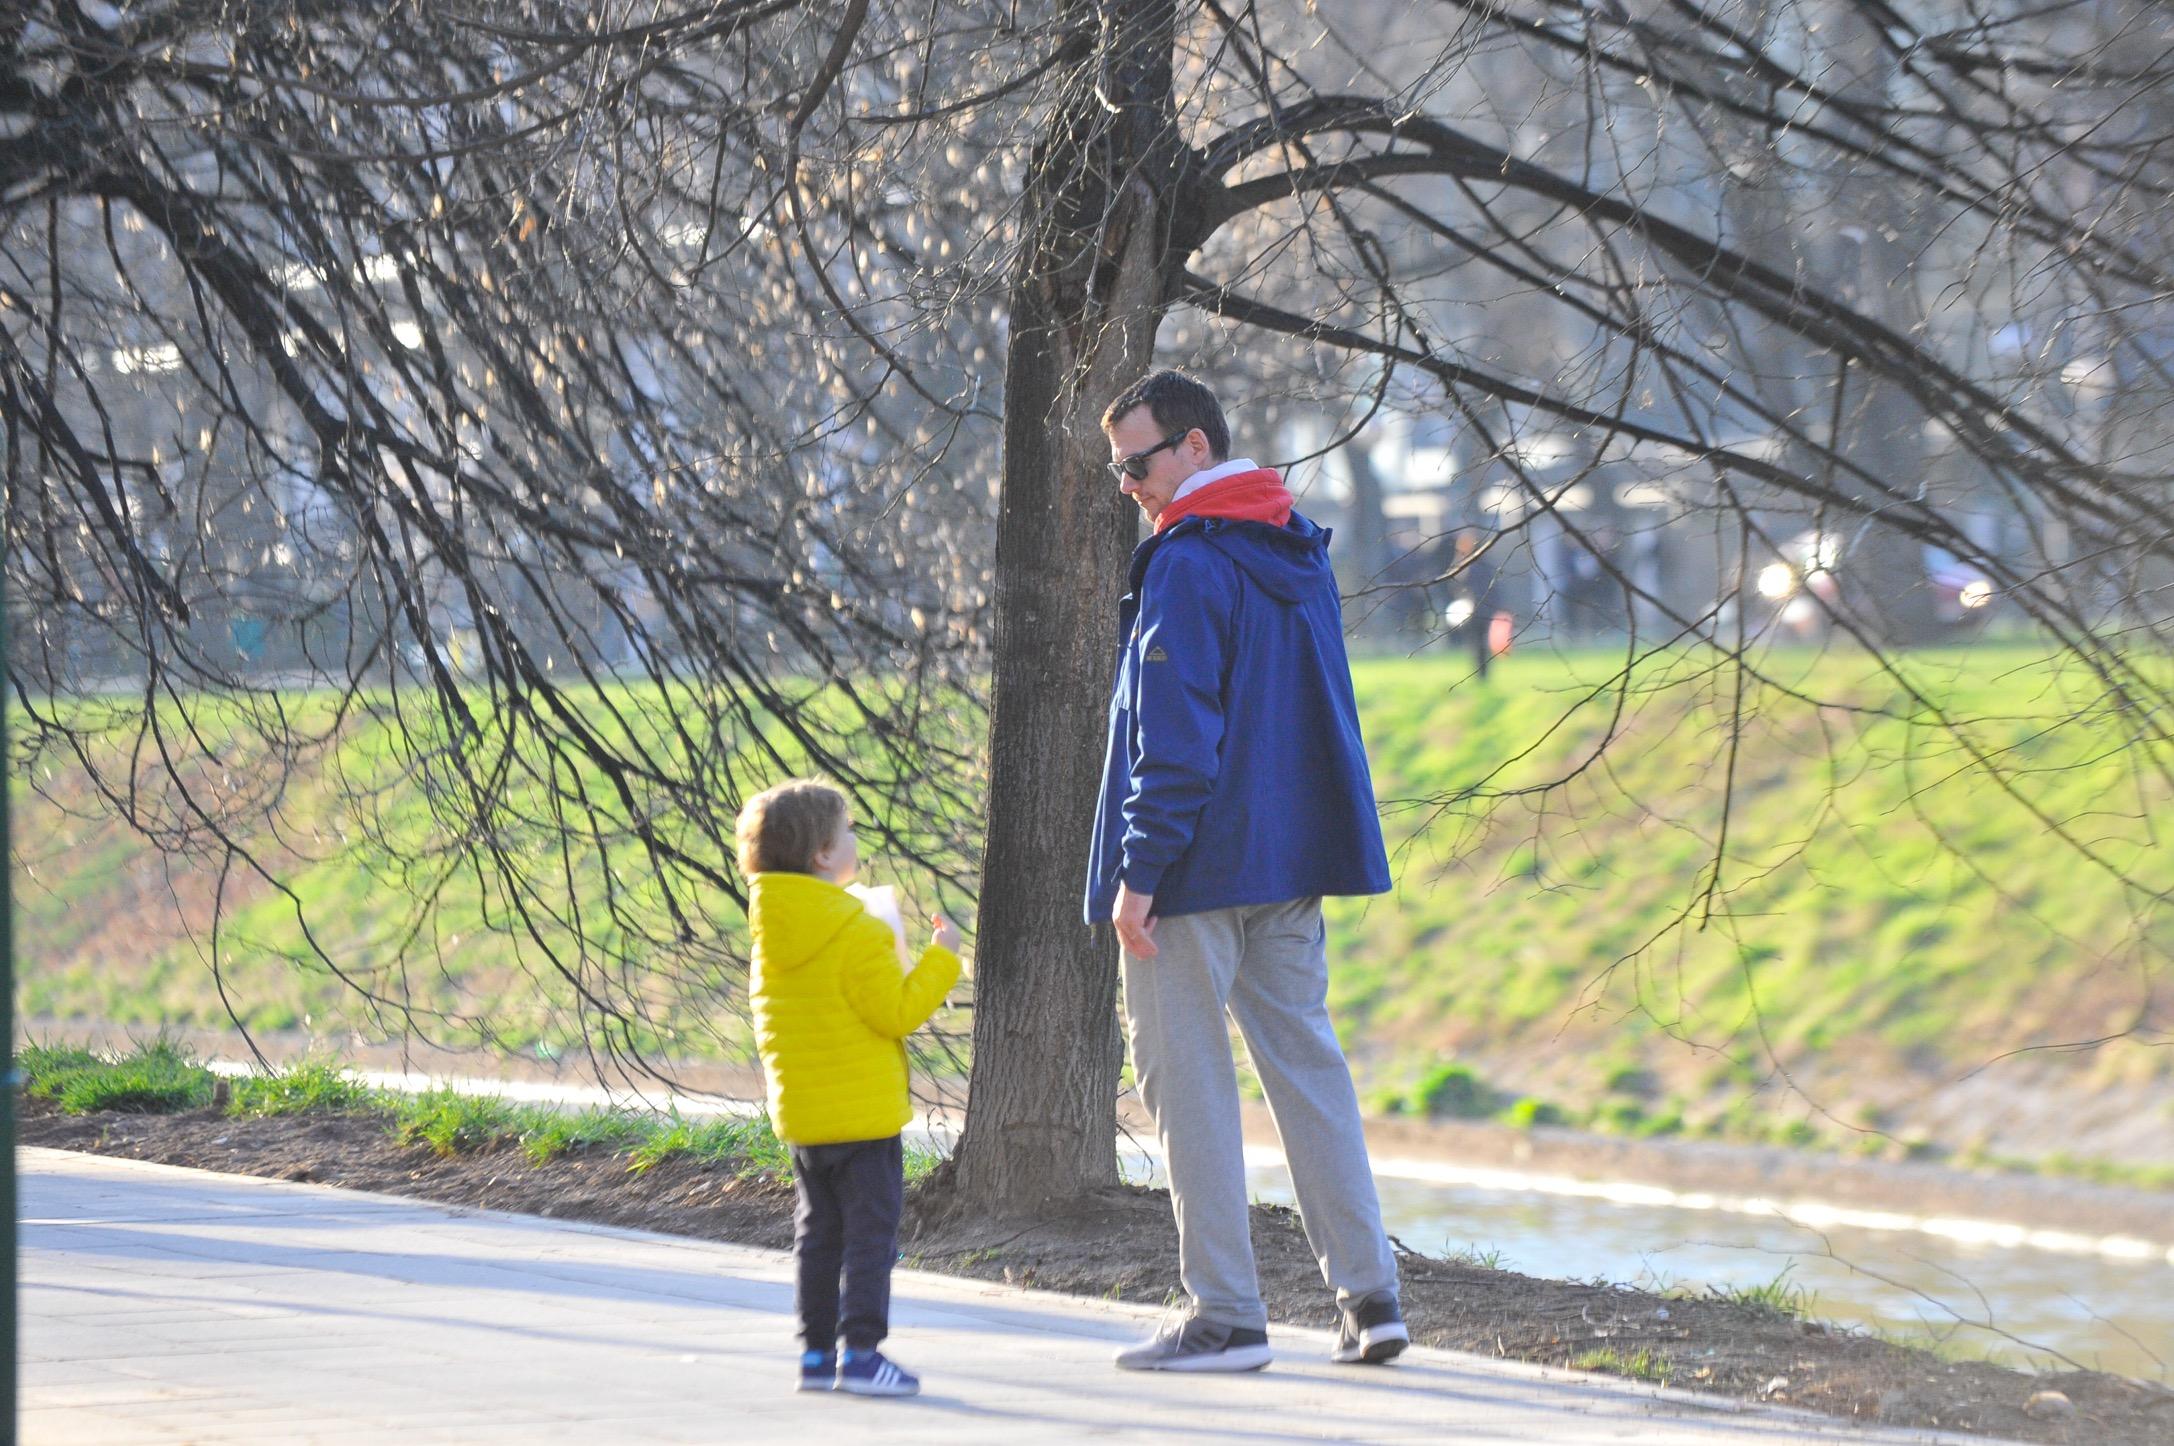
[837,1377,920,1397]
[1117,1343,1274,1373]
[1332,1323,1409,1364]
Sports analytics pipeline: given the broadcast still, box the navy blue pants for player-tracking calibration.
[790,1135,903,1353]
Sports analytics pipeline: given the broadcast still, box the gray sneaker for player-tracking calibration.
[1114,1316,1273,1372]
[1333,1291,1409,1364]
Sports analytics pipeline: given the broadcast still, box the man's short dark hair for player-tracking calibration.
[1102,370,1230,461]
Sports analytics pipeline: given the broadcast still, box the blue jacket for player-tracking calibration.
[1084,512,1392,923]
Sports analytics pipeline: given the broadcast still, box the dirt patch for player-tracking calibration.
[24,1100,2173,1444]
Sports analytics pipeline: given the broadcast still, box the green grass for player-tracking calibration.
[1969,1150,2174,1192]
[514,1107,657,1165]
[13,673,981,1060]
[1338,647,2171,1022]
[625,1113,795,1177]
[228,1061,376,1116]
[17,1040,102,1084]
[1571,1347,1673,1384]
[1587,1098,1653,1135]
[1702,1267,1817,1320]
[17,643,2174,1158]
[391,1089,530,1155]
[1413,1061,1497,1119]
[1497,1097,1569,1130]
[15,1039,898,1182]
[21,1036,214,1113]
[1316,644,2174,1158]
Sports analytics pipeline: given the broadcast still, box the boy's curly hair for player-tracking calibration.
[735,779,848,876]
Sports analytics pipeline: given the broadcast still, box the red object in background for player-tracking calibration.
[1488,611,1513,657]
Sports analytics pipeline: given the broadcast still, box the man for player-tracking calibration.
[1085,369,1406,1373]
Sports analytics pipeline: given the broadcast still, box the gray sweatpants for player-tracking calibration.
[1120,897,1399,1330]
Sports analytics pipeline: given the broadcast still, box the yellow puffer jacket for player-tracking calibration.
[748,872,961,1147]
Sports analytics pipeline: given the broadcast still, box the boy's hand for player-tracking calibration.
[932,914,962,954]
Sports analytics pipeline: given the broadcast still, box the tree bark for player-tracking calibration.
[951,0,1190,1212]
[1342,434,1392,637]
[1814,0,1944,646]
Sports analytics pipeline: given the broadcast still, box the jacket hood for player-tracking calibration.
[748,872,866,971]
[1147,510,1333,604]
[1154,467,1294,534]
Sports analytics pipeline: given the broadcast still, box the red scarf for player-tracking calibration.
[1154,467,1294,534]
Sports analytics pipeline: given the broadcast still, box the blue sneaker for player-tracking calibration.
[836,1348,920,1397]
[797,1349,836,1392]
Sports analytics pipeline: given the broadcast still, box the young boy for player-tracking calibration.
[738,779,962,1397]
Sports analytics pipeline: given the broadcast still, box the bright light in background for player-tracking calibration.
[1756,562,1797,600]
[1506,431,1575,468]
[391,321,425,349]
[111,344,181,375]
[2060,355,2109,390]
[1444,598,1475,629]
[1959,579,1994,610]
[1482,481,1594,515]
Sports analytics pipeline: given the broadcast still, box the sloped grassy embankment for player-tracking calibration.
[14,645,2174,1174]
[1327,645,2174,1181]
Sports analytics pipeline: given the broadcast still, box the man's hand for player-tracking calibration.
[932,914,962,954]
[1113,883,1158,959]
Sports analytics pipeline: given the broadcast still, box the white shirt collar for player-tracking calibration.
[1170,457,1260,504]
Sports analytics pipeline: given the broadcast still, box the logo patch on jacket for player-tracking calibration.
[1145,646,1169,662]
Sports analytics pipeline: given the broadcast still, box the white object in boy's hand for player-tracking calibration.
[846,883,910,967]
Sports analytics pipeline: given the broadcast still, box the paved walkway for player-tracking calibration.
[23,1149,2012,1444]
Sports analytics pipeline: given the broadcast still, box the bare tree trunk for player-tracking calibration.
[1696,0,1942,647]
[950,0,1189,1212]
[1815,0,1943,645]
[1343,437,1392,636]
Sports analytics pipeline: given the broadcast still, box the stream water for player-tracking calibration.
[1235,1147,2172,1381]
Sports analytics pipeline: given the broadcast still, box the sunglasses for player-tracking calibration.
[1108,430,1190,483]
